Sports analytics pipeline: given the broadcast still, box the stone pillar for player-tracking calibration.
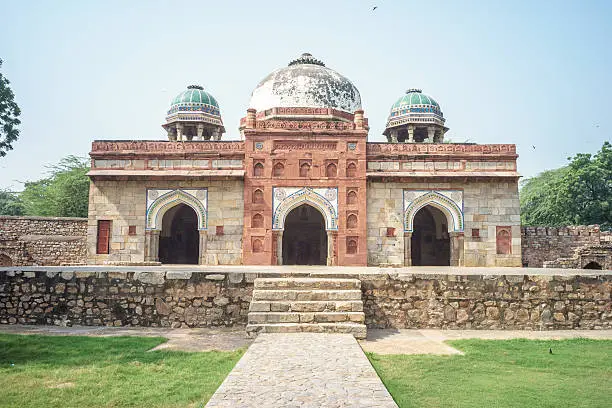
[144,230,160,262]
[354,109,365,129]
[390,129,398,143]
[408,125,414,143]
[196,124,204,141]
[212,128,221,141]
[176,124,184,141]
[246,108,257,129]
[449,232,464,266]
[198,230,208,265]
[327,231,336,266]
[403,231,412,266]
[426,127,435,143]
[276,231,283,265]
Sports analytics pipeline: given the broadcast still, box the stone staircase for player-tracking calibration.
[246,277,367,339]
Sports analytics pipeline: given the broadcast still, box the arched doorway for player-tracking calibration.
[0,254,13,266]
[411,205,450,266]
[282,204,327,265]
[583,261,603,270]
[158,204,199,264]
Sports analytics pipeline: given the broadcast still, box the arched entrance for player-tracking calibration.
[583,261,603,270]
[282,204,328,265]
[158,204,199,264]
[411,205,450,266]
[0,254,13,267]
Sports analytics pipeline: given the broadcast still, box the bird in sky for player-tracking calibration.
[372,6,378,11]
[532,145,536,150]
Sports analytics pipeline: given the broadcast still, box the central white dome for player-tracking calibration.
[248,53,362,114]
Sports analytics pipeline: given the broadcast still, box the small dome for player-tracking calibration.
[168,85,220,116]
[249,53,362,114]
[390,89,442,116]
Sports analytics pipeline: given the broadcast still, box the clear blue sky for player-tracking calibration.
[1,0,610,190]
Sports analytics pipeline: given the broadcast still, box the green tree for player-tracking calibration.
[0,189,24,215]
[20,155,90,217]
[0,59,21,157]
[520,141,612,229]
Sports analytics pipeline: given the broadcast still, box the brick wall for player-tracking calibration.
[0,216,87,266]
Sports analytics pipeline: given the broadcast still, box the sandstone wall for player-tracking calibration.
[366,180,522,267]
[521,225,604,268]
[87,179,244,265]
[0,216,87,266]
[362,273,611,329]
[0,269,252,327]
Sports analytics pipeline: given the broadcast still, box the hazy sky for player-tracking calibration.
[1,0,610,190]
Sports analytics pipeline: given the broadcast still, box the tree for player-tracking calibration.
[0,59,21,157]
[20,155,90,217]
[0,189,24,215]
[520,141,612,229]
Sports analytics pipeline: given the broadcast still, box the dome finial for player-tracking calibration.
[187,84,204,90]
[288,52,325,67]
[406,88,422,94]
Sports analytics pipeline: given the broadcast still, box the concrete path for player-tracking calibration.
[360,328,612,355]
[205,333,398,408]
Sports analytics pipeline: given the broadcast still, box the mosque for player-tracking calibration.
[86,53,521,267]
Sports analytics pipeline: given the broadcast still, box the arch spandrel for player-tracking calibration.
[404,190,464,233]
[146,189,207,230]
[272,187,338,231]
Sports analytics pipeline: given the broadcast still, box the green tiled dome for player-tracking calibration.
[167,85,220,116]
[392,89,439,110]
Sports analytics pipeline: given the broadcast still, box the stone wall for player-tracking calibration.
[521,225,605,268]
[0,268,252,327]
[2,267,609,331]
[361,272,611,330]
[366,180,522,267]
[87,179,244,265]
[0,216,87,266]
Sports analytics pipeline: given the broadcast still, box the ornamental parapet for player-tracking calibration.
[91,140,244,156]
[366,143,517,157]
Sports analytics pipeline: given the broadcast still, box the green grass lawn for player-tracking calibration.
[0,333,243,408]
[369,339,612,408]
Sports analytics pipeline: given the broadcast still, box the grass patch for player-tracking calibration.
[0,333,243,408]
[369,339,612,408]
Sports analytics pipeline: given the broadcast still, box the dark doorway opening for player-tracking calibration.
[159,204,199,264]
[583,261,603,270]
[282,204,327,265]
[411,205,450,266]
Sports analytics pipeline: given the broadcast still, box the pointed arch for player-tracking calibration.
[273,187,338,231]
[404,191,463,233]
[146,189,207,230]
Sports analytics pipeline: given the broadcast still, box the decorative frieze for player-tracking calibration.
[273,141,338,151]
[91,141,245,154]
[366,143,517,155]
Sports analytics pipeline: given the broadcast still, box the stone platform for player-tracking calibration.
[205,333,398,408]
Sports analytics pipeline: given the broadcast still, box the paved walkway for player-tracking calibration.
[205,333,398,408]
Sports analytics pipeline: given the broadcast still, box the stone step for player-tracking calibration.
[248,311,365,325]
[254,278,361,291]
[249,300,363,313]
[246,322,367,339]
[252,289,363,301]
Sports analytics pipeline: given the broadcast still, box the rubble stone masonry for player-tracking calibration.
[1,268,609,330]
[0,216,87,266]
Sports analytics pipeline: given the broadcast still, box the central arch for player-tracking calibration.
[158,203,199,264]
[411,205,450,266]
[282,204,328,265]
